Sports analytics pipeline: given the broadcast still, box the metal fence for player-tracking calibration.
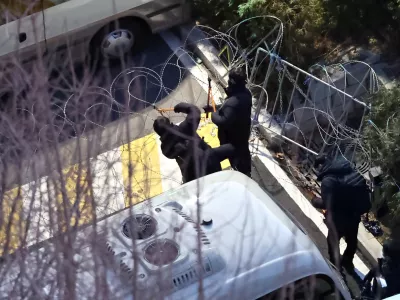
[233,44,379,173]
[204,18,380,174]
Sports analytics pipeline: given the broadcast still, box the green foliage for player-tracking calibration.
[364,86,400,223]
[324,0,400,45]
[191,0,240,30]
[237,0,325,66]
[193,0,400,64]
[192,0,326,67]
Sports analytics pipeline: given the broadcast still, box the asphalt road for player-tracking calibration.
[3,29,210,187]
[50,30,208,141]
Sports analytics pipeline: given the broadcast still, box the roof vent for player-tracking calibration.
[171,259,214,291]
[122,214,157,240]
[172,268,198,290]
[144,239,180,266]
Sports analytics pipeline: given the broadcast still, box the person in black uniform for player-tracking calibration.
[154,102,233,183]
[312,155,371,271]
[209,68,253,177]
[361,239,400,298]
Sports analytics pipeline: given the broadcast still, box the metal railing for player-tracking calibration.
[245,47,378,169]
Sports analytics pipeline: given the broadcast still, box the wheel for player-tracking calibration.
[89,18,147,70]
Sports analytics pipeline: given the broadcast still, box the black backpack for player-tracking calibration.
[332,171,372,216]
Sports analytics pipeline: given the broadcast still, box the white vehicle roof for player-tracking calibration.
[384,295,400,300]
[0,171,351,299]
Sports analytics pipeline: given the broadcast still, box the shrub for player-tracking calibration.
[364,86,400,224]
[192,0,326,67]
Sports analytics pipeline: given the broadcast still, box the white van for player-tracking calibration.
[0,0,190,66]
[0,171,354,299]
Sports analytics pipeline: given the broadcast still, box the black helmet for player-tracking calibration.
[153,116,171,136]
[228,68,247,87]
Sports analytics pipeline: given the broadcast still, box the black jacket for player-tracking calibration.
[159,103,207,160]
[158,103,212,182]
[172,140,233,182]
[382,256,400,297]
[381,239,400,297]
[317,156,370,224]
[211,87,252,147]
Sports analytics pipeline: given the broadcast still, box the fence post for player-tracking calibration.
[281,71,300,135]
[253,53,277,123]
[350,104,368,163]
[268,67,286,128]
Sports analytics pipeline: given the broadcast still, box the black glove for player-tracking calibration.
[203,105,214,114]
[174,102,192,113]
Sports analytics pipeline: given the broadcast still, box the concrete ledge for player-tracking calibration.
[253,155,285,197]
[252,109,285,148]
[180,25,229,88]
[357,224,382,265]
[257,120,284,148]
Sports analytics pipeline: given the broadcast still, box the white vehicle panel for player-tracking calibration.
[0,0,186,62]
[0,171,352,299]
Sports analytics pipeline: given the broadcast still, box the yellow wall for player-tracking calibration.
[0,188,24,256]
[0,113,229,255]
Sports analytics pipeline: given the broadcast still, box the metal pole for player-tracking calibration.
[293,82,312,145]
[253,53,277,123]
[263,126,319,156]
[369,68,373,94]
[281,71,300,135]
[256,48,367,107]
[319,124,334,156]
[267,67,286,127]
[207,77,212,119]
[307,126,315,150]
[222,24,280,78]
[350,105,368,163]
[353,69,370,99]
[249,48,261,84]
[319,85,334,155]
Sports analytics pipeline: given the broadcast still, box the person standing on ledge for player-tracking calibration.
[206,68,253,177]
[312,154,371,272]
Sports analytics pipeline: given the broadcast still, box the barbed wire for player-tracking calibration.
[0,13,379,298]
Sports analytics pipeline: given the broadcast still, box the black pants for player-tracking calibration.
[218,131,251,176]
[231,147,252,177]
[327,218,359,269]
[217,143,251,176]
[179,143,228,184]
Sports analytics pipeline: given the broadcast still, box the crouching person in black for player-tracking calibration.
[154,102,231,183]
[312,155,371,271]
